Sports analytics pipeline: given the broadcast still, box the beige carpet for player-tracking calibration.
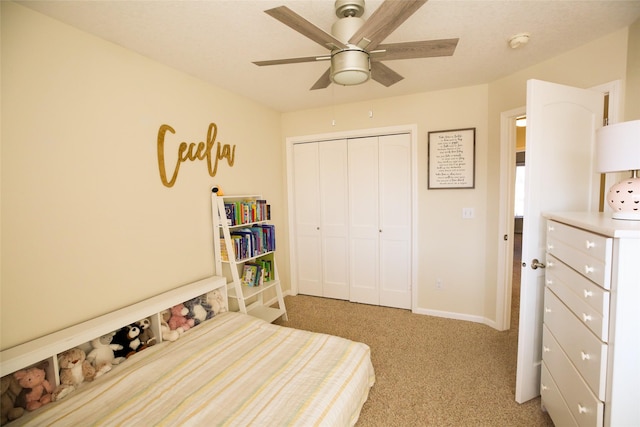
[274,234,554,426]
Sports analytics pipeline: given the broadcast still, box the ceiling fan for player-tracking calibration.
[253,0,459,90]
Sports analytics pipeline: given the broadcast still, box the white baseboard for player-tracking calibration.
[412,306,488,325]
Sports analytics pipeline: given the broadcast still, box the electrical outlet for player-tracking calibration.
[436,278,443,289]
[462,208,475,219]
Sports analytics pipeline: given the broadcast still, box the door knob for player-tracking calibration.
[531,259,546,270]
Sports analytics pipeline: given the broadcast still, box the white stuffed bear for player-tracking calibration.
[86,332,125,373]
[206,289,227,315]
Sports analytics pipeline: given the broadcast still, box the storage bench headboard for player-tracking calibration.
[0,276,227,384]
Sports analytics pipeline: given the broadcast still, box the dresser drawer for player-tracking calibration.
[544,289,608,400]
[542,325,604,427]
[547,238,611,289]
[547,220,610,261]
[546,254,610,341]
[541,363,578,427]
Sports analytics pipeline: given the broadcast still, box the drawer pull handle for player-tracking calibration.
[545,307,551,313]
[584,265,594,274]
[546,279,553,285]
[543,346,550,353]
[585,240,595,249]
[547,244,554,250]
[582,313,592,322]
[541,384,549,391]
[578,404,588,414]
[584,290,593,298]
[547,261,554,268]
[548,225,555,232]
[581,351,591,361]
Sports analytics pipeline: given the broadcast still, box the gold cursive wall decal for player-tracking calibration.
[157,122,236,188]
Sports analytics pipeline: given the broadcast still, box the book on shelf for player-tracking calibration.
[219,238,230,261]
[241,263,263,287]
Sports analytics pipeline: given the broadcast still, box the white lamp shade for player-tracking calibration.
[595,120,640,172]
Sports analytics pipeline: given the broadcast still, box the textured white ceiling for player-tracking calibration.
[19,0,640,112]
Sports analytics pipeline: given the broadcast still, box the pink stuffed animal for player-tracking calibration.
[168,303,195,332]
[13,367,52,411]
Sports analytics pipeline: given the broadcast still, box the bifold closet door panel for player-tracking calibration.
[292,140,349,300]
[348,137,380,306]
[292,143,323,297]
[379,134,412,309]
[318,140,350,300]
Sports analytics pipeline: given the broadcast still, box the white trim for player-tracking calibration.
[285,124,418,310]
[495,107,524,331]
[413,307,486,324]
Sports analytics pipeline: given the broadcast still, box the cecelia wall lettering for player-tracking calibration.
[157,123,236,188]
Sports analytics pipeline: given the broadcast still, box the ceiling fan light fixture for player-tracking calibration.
[330,48,370,86]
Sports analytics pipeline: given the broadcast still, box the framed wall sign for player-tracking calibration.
[428,127,476,189]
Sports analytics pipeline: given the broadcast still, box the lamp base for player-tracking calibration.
[607,176,640,221]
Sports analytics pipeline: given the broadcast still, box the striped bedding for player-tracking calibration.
[14,312,375,426]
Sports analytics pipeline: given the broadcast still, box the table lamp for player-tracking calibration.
[595,120,640,220]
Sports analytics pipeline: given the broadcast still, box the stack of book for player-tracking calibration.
[226,225,276,261]
[224,199,270,226]
[241,262,270,287]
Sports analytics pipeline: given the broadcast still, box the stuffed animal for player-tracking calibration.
[207,289,227,315]
[168,304,195,332]
[160,310,180,341]
[135,318,156,349]
[53,348,96,401]
[86,332,125,373]
[13,367,52,411]
[184,296,215,325]
[112,324,142,360]
[1,375,24,424]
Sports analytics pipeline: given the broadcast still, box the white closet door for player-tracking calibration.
[348,137,380,305]
[379,134,412,309]
[318,140,349,300]
[292,143,323,296]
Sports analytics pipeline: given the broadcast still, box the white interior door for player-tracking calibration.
[515,79,603,403]
[292,143,323,297]
[379,134,412,309]
[348,137,380,305]
[318,140,350,300]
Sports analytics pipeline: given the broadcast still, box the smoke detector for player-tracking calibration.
[509,33,530,49]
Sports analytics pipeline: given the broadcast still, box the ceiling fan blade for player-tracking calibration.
[265,6,347,51]
[372,39,459,61]
[348,0,428,50]
[253,55,330,66]
[310,68,332,90]
[371,62,404,87]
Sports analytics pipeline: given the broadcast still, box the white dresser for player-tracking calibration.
[541,212,640,427]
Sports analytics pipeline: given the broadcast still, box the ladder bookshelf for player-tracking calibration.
[211,193,287,323]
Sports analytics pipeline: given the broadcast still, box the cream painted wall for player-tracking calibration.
[282,85,490,320]
[0,2,283,349]
[1,2,635,351]
[625,18,640,120]
[484,28,630,320]
[283,26,631,325]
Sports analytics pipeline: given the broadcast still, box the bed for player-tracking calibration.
[1,277,375,426]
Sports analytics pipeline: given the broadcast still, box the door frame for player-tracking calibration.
[494,79,623,331]
[285,124,418,309]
